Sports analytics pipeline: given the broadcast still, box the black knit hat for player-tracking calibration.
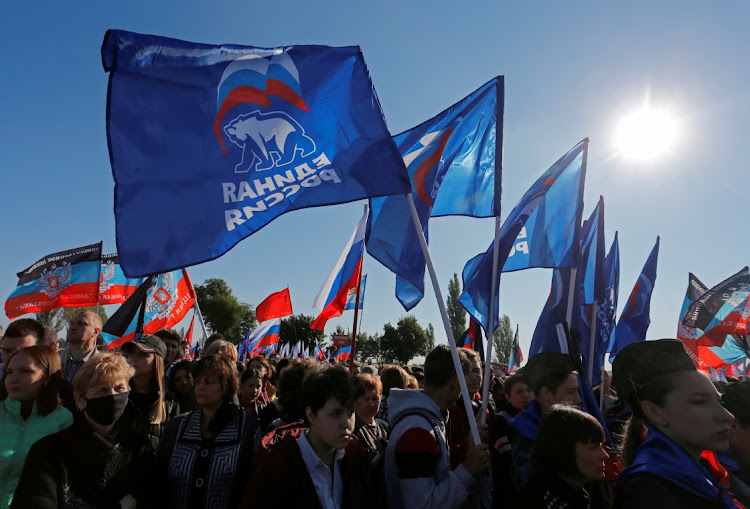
[721,382,750,424]
[612,339,696,405]
[520,352,574,392]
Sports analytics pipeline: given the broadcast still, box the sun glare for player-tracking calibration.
[615,107,679,162]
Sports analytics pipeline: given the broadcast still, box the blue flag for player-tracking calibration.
[610,237,660,359]
[102,30,410,277]
[585,231,618,386]
[529,267,574,357]
[344,274,367,311]
[459,140,588,334]
[366,77,503,310]
[570,197,606,382]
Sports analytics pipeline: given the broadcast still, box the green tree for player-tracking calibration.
[493,314,514,364]
[279,314,326,352]
[447,273,466,341]
[36,306,108,332]
[353,331,382,363]
[425,323,436,353]
[379,316,430,364]
[194,278,255,343]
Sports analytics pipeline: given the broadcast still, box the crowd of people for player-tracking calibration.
[0,313,748,508]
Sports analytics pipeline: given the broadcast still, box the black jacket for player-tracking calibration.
[10,404,156,509]
[513,473,591,509]
[614,473,727,509]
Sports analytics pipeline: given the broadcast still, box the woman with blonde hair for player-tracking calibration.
[204,339,238,363]
[122,335,180,447]
[11,351,156,508]
[0,346,73,508]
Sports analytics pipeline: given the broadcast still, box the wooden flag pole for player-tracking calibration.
[406,193,480,444]
[480,216,502,425]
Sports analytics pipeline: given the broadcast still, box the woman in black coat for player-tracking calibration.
[11,352,156,509]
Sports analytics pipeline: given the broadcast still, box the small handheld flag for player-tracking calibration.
[508,325,523,373]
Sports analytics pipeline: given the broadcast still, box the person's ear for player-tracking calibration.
[305,406,316,424]
[640,400,666,424]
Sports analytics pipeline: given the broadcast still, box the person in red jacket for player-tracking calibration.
[240,364,373,509]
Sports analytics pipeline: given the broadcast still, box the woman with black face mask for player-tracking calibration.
[10,352,157,509]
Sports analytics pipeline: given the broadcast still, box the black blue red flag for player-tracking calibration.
[102,30,410,277]
[99,254,144,306]
[100,269,196,348]
[677,273,747,370]
[5,243,102,319]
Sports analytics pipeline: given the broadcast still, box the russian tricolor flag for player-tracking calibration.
[243,319,281,358]
[336,345,352,362]
[311,206,368,330]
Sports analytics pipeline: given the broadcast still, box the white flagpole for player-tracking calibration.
[480,216,501,425]
[194,303,209,346]
[565,268,577,325]
[406,194,480,444]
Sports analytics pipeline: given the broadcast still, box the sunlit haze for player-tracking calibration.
[615,107,679,162]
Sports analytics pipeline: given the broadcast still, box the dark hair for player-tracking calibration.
[277,358,318,423]
[0,346,62,415]
[241,368,264,385]
[302,365,365,420]
[380,365,410,397]
[504,373,528,395]
[620,373,681,466]
[4,319,44,344]
[249,356,271,383]
[194,355,240,434]
[424,345,470,389]
[167,360,194,394]
[531,370,574,396]
[532,404,605,478]
[154,328,181,344]
[194,355,239,401]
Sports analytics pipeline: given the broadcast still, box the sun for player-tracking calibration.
[615,107,679,162]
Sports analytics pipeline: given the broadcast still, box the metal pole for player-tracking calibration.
[480,216,502,425]
[406,193,480,444]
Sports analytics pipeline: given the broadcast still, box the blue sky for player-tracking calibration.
[2,1,750,364]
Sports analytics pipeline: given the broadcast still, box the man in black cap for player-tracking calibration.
[509,352,582,487]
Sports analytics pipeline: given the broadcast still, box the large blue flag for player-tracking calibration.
[366,77,503,310]
[459,140,588,334]
[610,237,659,359]
[102,30,410,277]
[570,197,606,382]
